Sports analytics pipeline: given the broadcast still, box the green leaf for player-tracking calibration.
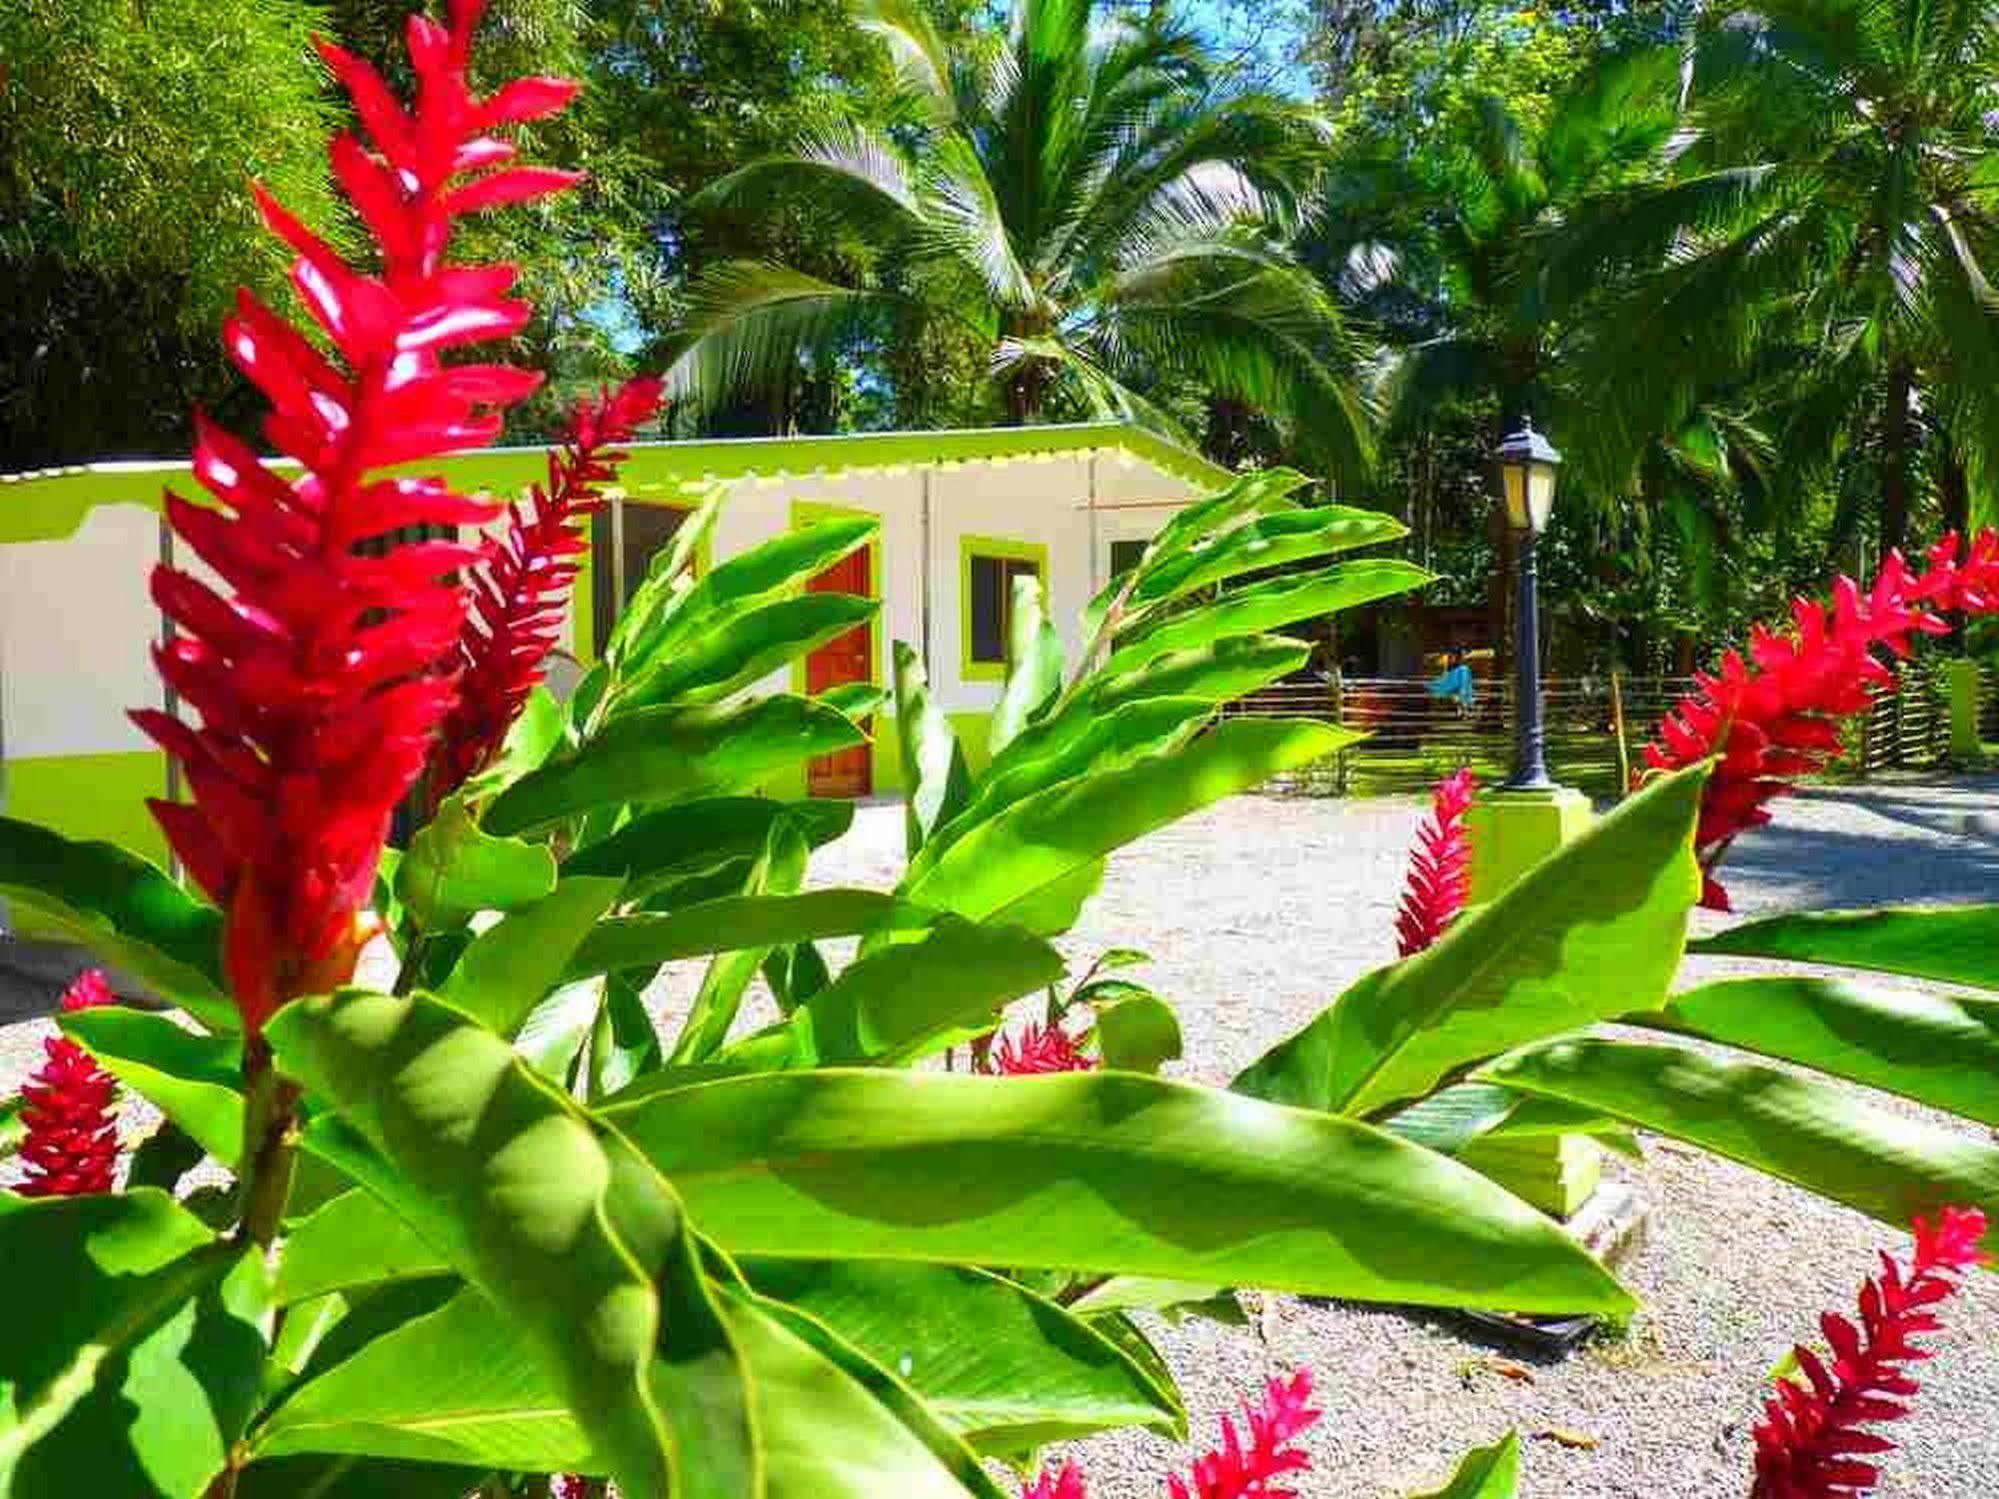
[589,971,664,1102]
[904,719,1351,925]
[573,890,904,978]
[740,1260,1182,1447]
[0,816,230,1029]
[1100,560,1431,677]
[795,917,1067,1065]
[513,977,604,1090]
[1129,506,1409,611]
[818,681,887,720]
[600,1071,1633,1316]
[1480,1036,1999,1230]
[276,1192,448,1307]
[0,1097,20,1160]
[486,696,867,835]
[990,572,1064,756]
[1691,904,1999,990]
[1381,1085,1529,1155]
[669,821,815,1064]
[0,1190,268,1499]
[714,1287,996,1499]
[1092,992,1183,1074]
[1411,1432,1521,1498]
[1233,766,1705,1119]
[123,1120,206,1194]
[62,1007,243,1164]
[252,1286,592,1471]
[893,641,973,858]
[456,683,568,805]
[564,796,853,900]
[624,593,879,709]
[762,940,832,1013]
[607,486,724,666]
[265,990,757,1499]
[395,794,557,930]
[438,876,625,1038]
[1653,977,1999,1128]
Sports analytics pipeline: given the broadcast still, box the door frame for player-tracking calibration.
[791,500,882,798]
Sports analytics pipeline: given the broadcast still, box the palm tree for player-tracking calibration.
[665,0,1370,474]
[1603,0,1999,554]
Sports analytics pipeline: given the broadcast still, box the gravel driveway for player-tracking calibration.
[4,775,1997,1496]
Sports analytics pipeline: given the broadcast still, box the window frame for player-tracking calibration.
[590,495,699,660]
[959,532,1050,683]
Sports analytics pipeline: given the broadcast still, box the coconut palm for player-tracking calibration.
[665,0,1370,473]
[1603,0,1999,552]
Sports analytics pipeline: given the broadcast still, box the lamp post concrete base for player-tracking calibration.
[1467,785,1593,903]
[1464,784,1602,1223]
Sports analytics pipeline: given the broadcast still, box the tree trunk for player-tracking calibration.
[1880,359,1916,558]
[1940,433,1972,646]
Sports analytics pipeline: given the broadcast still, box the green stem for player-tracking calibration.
[236,1038,302,1251]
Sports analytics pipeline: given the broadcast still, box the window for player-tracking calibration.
[1109,538,1148,580]
[591,500,691,652]
[961,536,1048,680]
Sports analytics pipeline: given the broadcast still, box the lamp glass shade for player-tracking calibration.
[1501,460,1530,530]
[1497,445,1560,533]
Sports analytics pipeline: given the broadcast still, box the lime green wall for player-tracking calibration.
[4,751,171,864]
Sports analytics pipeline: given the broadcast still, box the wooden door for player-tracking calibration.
[805,545,874,797]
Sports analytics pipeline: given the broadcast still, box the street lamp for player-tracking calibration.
[1496,418,1563,791]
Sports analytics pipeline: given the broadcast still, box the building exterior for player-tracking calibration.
[0,422,1226,863]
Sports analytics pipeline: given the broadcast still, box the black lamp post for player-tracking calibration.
[1496,418,1563,792]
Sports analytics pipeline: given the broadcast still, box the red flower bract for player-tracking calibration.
[1642,531,1999,909]
[1751,1207,1988,1498]
[133,0,579,1031]
[16,970,121,1198]
[1022,1463,1088,1499]
[978,1019,1096,1076]
[1395,767,1476,956]
[429,376,664,804]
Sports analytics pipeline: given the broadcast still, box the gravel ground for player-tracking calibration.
[4,775,1999,1496]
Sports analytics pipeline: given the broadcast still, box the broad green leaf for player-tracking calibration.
[1092,992,1183,1074]
[1412,1433,1521,1498]
[589,971,664,1102]
[573,889,904,978]
[904,719,1351,925]
[620,517,876,681]
[893,641,973,858]
[0,816,230,1029]
[608,486,725,666]
[1480,1036,1999,1229]
[1129,506,1409,610]
[513,977,603,1090]
[265,990,756,1499]
[1232,766,1705,1119]
[796,917,1067,1064]
[601,1071,1633,1316]
[941,698,1216,851]
[564,795,853,898]
[990,573,1063,756]
[456,683,567,805]
[277,1191,448,1306]
[625,593,879,709]
[1381,1085,1526,1155]
[1066,1277,1238,1327]
[763,940,832,1013]
[0,1190,267,1499]
[252,1287,592,1471]
[395,794,557,930]
[486,696,866,835]
[817,681,886,720]
[1101,560,1431,677]
[1001,857,1106,938]
[438,876,625,1038]
[1651,977,1999,1127]
[62,1008,242,1165]
[1691,904,1999,990]
[740,1260,1182,1446]
[669,821,815,1064]
[0,1098,20,1160]
[715,1288,994,1499]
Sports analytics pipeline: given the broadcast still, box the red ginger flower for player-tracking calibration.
[978,1020,1097,1076]
[15,971,120,1198]
[428,375,664,804]
[133,0,580,1031]
[1021,1372,1320,1499]
[1396,767,1476,956]
[1751,1207,1989,1498]
[1642,531,1999,910]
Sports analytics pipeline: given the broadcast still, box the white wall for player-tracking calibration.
[0,503,164,760]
